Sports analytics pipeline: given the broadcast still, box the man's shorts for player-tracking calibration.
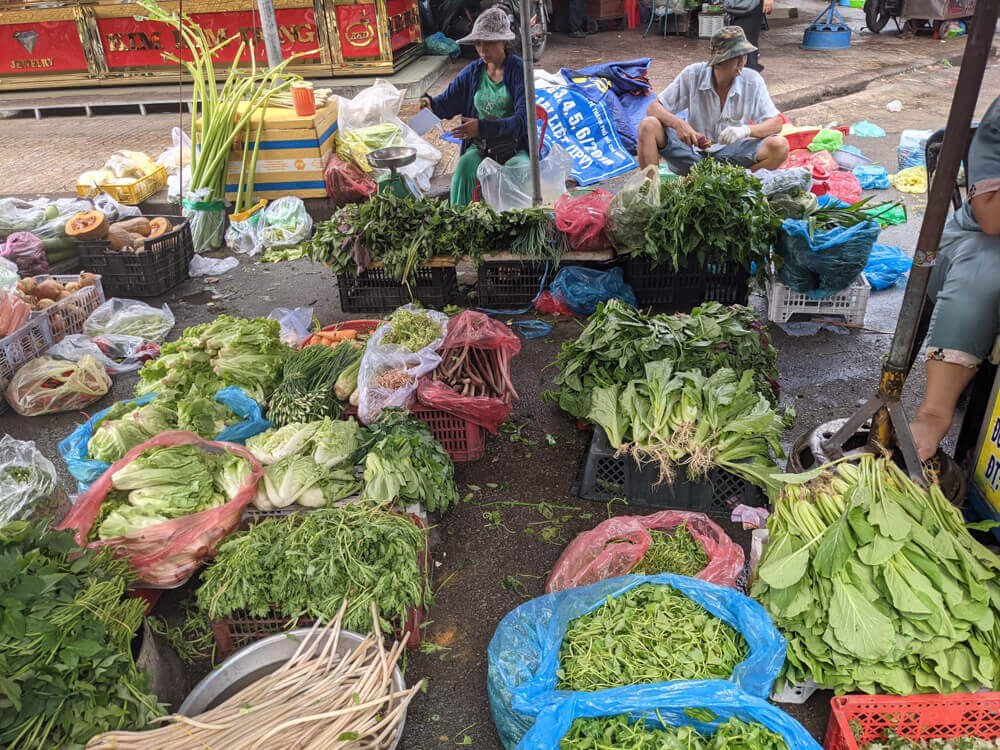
[658,126,763,175]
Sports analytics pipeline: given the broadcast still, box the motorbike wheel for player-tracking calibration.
[864,0,892,32]
[531,2,548,59]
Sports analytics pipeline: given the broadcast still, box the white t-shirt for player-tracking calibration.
[657,62,779,141]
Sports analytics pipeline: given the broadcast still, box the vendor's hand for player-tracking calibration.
[718,124,752,145]
[419,96,432,110]
[763,0,773,13]
[675,120,703,147]
[450,117,480,140]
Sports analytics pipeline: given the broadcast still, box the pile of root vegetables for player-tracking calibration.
[430,341,519,403]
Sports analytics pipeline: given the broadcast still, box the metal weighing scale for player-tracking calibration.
[366,146,420,198]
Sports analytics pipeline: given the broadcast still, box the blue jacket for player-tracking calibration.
[429,54,528,154]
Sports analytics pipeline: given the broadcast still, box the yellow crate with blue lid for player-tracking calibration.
[75,151,167,205]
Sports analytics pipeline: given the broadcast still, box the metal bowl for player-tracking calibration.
[179,628,408,748]
[366,146,417,170]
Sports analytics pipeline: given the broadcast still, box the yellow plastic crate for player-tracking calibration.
[76,165,167,206]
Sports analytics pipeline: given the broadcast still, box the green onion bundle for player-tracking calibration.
[267,341,361,426]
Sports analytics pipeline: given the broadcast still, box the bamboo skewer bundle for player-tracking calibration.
[87,602,420,749]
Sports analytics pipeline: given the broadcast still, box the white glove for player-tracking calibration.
[718,125,751,145]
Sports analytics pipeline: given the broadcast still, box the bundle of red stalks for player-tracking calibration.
[429,344,519,403]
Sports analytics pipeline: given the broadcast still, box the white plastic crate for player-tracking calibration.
[699,12,725,38]
[771,679,819,704]
[766,274,870,326]
[0,315,53,415]
[29,275,104,343]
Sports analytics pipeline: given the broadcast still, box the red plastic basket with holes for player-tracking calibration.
[824,693,1000,749]
[785,125,850,152]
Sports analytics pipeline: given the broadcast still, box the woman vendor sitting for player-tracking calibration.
[910,94,1000,461]
[420,7,529,207]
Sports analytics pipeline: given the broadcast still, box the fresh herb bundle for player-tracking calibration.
[560,714,789,749]
[631,524,708,577]
[267,340,361,426]
[555,583,747,692]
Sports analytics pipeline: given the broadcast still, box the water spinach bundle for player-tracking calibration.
[560,714,789,750]
[631,523,708,577]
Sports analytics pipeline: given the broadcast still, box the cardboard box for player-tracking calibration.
[225,99,338,201]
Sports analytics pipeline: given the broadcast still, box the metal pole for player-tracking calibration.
[257,0,284,69]
[518,0,543,206]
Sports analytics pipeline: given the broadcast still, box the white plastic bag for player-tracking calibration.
[47,333,158,375]
[157,127,193,175]
[337,80,441,194]
[0,257,18,289]
[267,306,314,346]
[0,436,64,523]
[477,143,574,212]
[224,212,262,256]
[92,192,142,222]
[189,254,239,277]
[357,305,449,425]
[83,298,175,342]
[897,128,933,170]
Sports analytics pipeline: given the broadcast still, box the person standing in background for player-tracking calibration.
[569,0,589,37]
[724,0,772,72]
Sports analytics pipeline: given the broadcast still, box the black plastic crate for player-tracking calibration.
[623,256,750,308]
[476,258,623,308]
[337,265,458,313]
[76,216,193,298]
[574,427,764,514]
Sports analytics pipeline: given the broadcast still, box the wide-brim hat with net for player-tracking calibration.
[457,6,517,44]
[708,25,758,65]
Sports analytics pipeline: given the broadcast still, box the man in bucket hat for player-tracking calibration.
[636,26,788,175]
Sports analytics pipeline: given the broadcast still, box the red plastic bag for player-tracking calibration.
[545,510,745,593]
[324,153,377,207]
[827,170,863,204]
[534,291,576,316]
[416,310,521,433]
[554,190,613,252]
[780,148,838,174]
[2,232,48,276]
[55,431,262,587]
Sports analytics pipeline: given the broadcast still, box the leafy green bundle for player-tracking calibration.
[135,316,289,404]
[361,408,459,513]
[631,524,708,577]
[267,341,361,426]
[0,523,163,749]
[642,160,779,276]
[194,504,431,634]
[383,307,443,352]
[546,300,779,422]
[560,714,789,750]
[556,583,747,692]
[752,454,1000,695]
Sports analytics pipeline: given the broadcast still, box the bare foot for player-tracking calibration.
[909,410,953,462]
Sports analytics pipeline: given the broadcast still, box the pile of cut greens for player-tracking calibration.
[631,524,708,577]
[194,504,430,634]
[560,714,789,750]
[752,454,1000,695]
[865,737,1000,750]
[0,522,163,749]
[266,341,361,426]
[244,419,362,510]
[383,307,443,352]
[556,583,747,692]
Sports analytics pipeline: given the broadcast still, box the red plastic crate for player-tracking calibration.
[825,693,1000,749]
[785,125,850,151]
[341,403,486,463]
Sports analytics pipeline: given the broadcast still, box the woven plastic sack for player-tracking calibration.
[775,196,880,300]
[83,298,175,341]
[607,167,659,253]
[864,243,912,290]
[518,681,821,750]
[549,266,636,316]
[324,153,377,207]
[853,164,890,189]
[59,385,272,493]
[47,333,159,376]
[897,128,933,170]
[554,190,613,252]
[827,170,863,204]
[55,431,262,587]
[0,435,61,524]
[807,128,844,153]
[546,511,745,593]
[2,232,48,275]
[6,355,111,416]
[486,573,786,748]
[416,310,521,433]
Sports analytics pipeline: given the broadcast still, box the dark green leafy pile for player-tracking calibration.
[194,504,430,634]
[361,408,460,513]
[561,714,789,750]
[545,299,779,421]
[642,160,779,277]
[556,583,747,692]
[631,524,708,577]
[267,341,361,426]
[0,522,163,749]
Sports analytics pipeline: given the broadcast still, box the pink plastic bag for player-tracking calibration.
[827,170,863,204]
[534,291,576,316]
[545,510,745,593]
[2,232,48,276]
[55,431,262,587]
[554,190,613,252]
[780,148,838,174]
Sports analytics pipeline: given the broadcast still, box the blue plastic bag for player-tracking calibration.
[864,243,912,290]
[897,128,933,170]
[549,266,636,316]
[59,385,271,493]
[486,573,786,749]
[850,120,886,137]
[424,31,460,58]
[853,165,890,190]
[517,680,821,750]
[775,196,881,300]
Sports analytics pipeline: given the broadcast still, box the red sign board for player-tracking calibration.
[335,3,380,58]
[2,20,88,74]
[98,8,321,69]
[386,0,420,52]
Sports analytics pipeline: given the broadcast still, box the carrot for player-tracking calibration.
[333,328,358,340]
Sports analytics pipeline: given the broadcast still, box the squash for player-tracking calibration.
[65,211,109,240]
[113,217,152,237]
[148,217,171,238]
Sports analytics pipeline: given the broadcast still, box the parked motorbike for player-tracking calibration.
[863,0,974,34]
[497,0,551,60]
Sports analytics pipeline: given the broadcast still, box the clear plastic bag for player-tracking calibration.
[487,573,786,748]
[607,167,659,253]
[267,306,314,347]
[897,128,933,170]
[478,144,573,212]
[156,127,192,175]
[0,257,18,289]
[189,254,239,277]
[554,190,613,252]
[755,167,812,197]
[358,305,448,425]
[546,511,746,593]
[83,298,175,341]
[0,197,93,244]
[54,431,263,587]
[336,123,406,171]
[257,196,313,253]
[0,435,64,524]
[518,680,822,750]
[224,210,262,256]
[182,187,226,253]
[6,354,111,416]
[91,192,142,222]
[47,333,160,376]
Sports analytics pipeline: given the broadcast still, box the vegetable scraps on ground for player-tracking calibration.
[266,340,361,426]
[0,522,163,750]
[560,714,789,750]
[556,583,747,692]
[752,454,1000,695]
[194,504,431,635]
[630,523,708,577]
